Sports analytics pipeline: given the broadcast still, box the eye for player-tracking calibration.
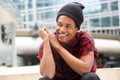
[66,24,71,29]
[57,22,62,27]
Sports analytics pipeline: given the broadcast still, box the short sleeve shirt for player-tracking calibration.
[37,31,98,80]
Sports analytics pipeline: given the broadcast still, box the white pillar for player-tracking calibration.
[0,26,1,44]
[10,23,17,67]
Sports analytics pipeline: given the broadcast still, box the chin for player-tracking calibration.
[59,40,69,44]
[58,39,66,43]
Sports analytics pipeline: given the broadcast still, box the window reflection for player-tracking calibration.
[112,16,119,26]
[101,3,108,12]
[90,18,100,27]
[28,14,33,21]
[101,17,111,27]
[110,1,118,11]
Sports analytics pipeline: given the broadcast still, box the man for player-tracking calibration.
[38,2,100,80]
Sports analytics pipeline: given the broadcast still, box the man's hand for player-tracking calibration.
[48,30,61,49]
[38,27,49,40]
[38,27,61,49]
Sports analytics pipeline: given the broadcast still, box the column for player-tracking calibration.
[10,23,17,67]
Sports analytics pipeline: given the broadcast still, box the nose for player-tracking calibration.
[59,26,66,33]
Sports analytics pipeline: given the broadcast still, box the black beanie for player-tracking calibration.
[56,2,85,29]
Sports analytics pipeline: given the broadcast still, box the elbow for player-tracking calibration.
[40,69,44,76]
[40,67,55,79]
[80,67,91,76]
[40,66,45,77]
[48,71,55,79]
[40,71,55,79]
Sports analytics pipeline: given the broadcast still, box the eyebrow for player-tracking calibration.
[57,21,72,26]
[66,23,72,26]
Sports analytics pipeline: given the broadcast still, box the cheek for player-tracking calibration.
[56,27,59,32]
[69,31,77,37]
[69,29,77,34]
[56,25,60,30]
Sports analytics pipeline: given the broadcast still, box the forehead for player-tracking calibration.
[57,15,75,24]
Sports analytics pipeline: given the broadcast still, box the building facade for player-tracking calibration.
[13,0,120,35]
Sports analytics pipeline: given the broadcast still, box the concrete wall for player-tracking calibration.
[0,66,120,80]
[96,68,120,80]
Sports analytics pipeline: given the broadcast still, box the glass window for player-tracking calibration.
[18,4,25,10]
[28,0,32,2]
[36,0,42,3]
[101,17,111,27]
[21,4,25,10]
[37,3,43,8]
[29,25,34,29]
[37,12,42,20]
[23,15,26,22]
[28,14,33,21]
[21,15,26,22]
[112,16,119,26]
[28,0,33,9]
[36,3,42,8]
[17,5,21,10]
[36,1,43,8]
[119,30,120,35]
[45,1,54,6]
[55,0,66,5]
[84,4,101,14]
[110,1,118,11]
[24,24,26,28]
[101,3,108,12]
[36,0,61,7]
[90,18,100,27]
[13,0,19,3]
[41,11,56,21]
[81,21,87,30]
[28,4,33,9]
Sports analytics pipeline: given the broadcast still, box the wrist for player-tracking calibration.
[55,44,62,51]
[44,37,49,41]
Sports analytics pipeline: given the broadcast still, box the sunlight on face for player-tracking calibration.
[56,15,78,43]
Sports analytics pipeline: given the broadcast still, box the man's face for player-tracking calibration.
[56,15,78,43]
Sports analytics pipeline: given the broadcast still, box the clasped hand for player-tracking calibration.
[38,27,60,49]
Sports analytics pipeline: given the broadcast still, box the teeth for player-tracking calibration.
[59,34,67,37]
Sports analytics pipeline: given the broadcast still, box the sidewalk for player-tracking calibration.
[0,66,120,80]
[0,66,41,80]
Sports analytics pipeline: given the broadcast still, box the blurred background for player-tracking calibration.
[0,0,120,68]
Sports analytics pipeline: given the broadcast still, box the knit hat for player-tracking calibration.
[56,2,85,29]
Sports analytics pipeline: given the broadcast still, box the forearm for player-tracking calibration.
[40,38,55,79]
[55,45,93,75]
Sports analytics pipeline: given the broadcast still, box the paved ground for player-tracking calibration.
[0,66,120,80]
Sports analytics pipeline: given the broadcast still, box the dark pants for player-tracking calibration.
[39,77,51,80]
[39,72,100,80]
[80,72,100,80]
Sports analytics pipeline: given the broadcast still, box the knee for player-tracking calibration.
[81,72,100,80]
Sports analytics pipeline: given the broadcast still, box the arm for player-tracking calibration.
[48,31,94,76]
[55,45,94,76]
[38,28,55,79]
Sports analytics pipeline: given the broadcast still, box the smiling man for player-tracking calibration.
[38,2,100,80]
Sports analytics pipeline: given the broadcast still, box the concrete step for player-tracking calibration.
[0,66,120,80]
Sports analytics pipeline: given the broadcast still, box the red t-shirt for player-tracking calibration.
[37,31,98,80]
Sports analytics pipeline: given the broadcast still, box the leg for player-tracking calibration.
[80,72,100,80]
[39,77,52,80]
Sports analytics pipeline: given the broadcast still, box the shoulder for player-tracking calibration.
[77,31,93,39]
